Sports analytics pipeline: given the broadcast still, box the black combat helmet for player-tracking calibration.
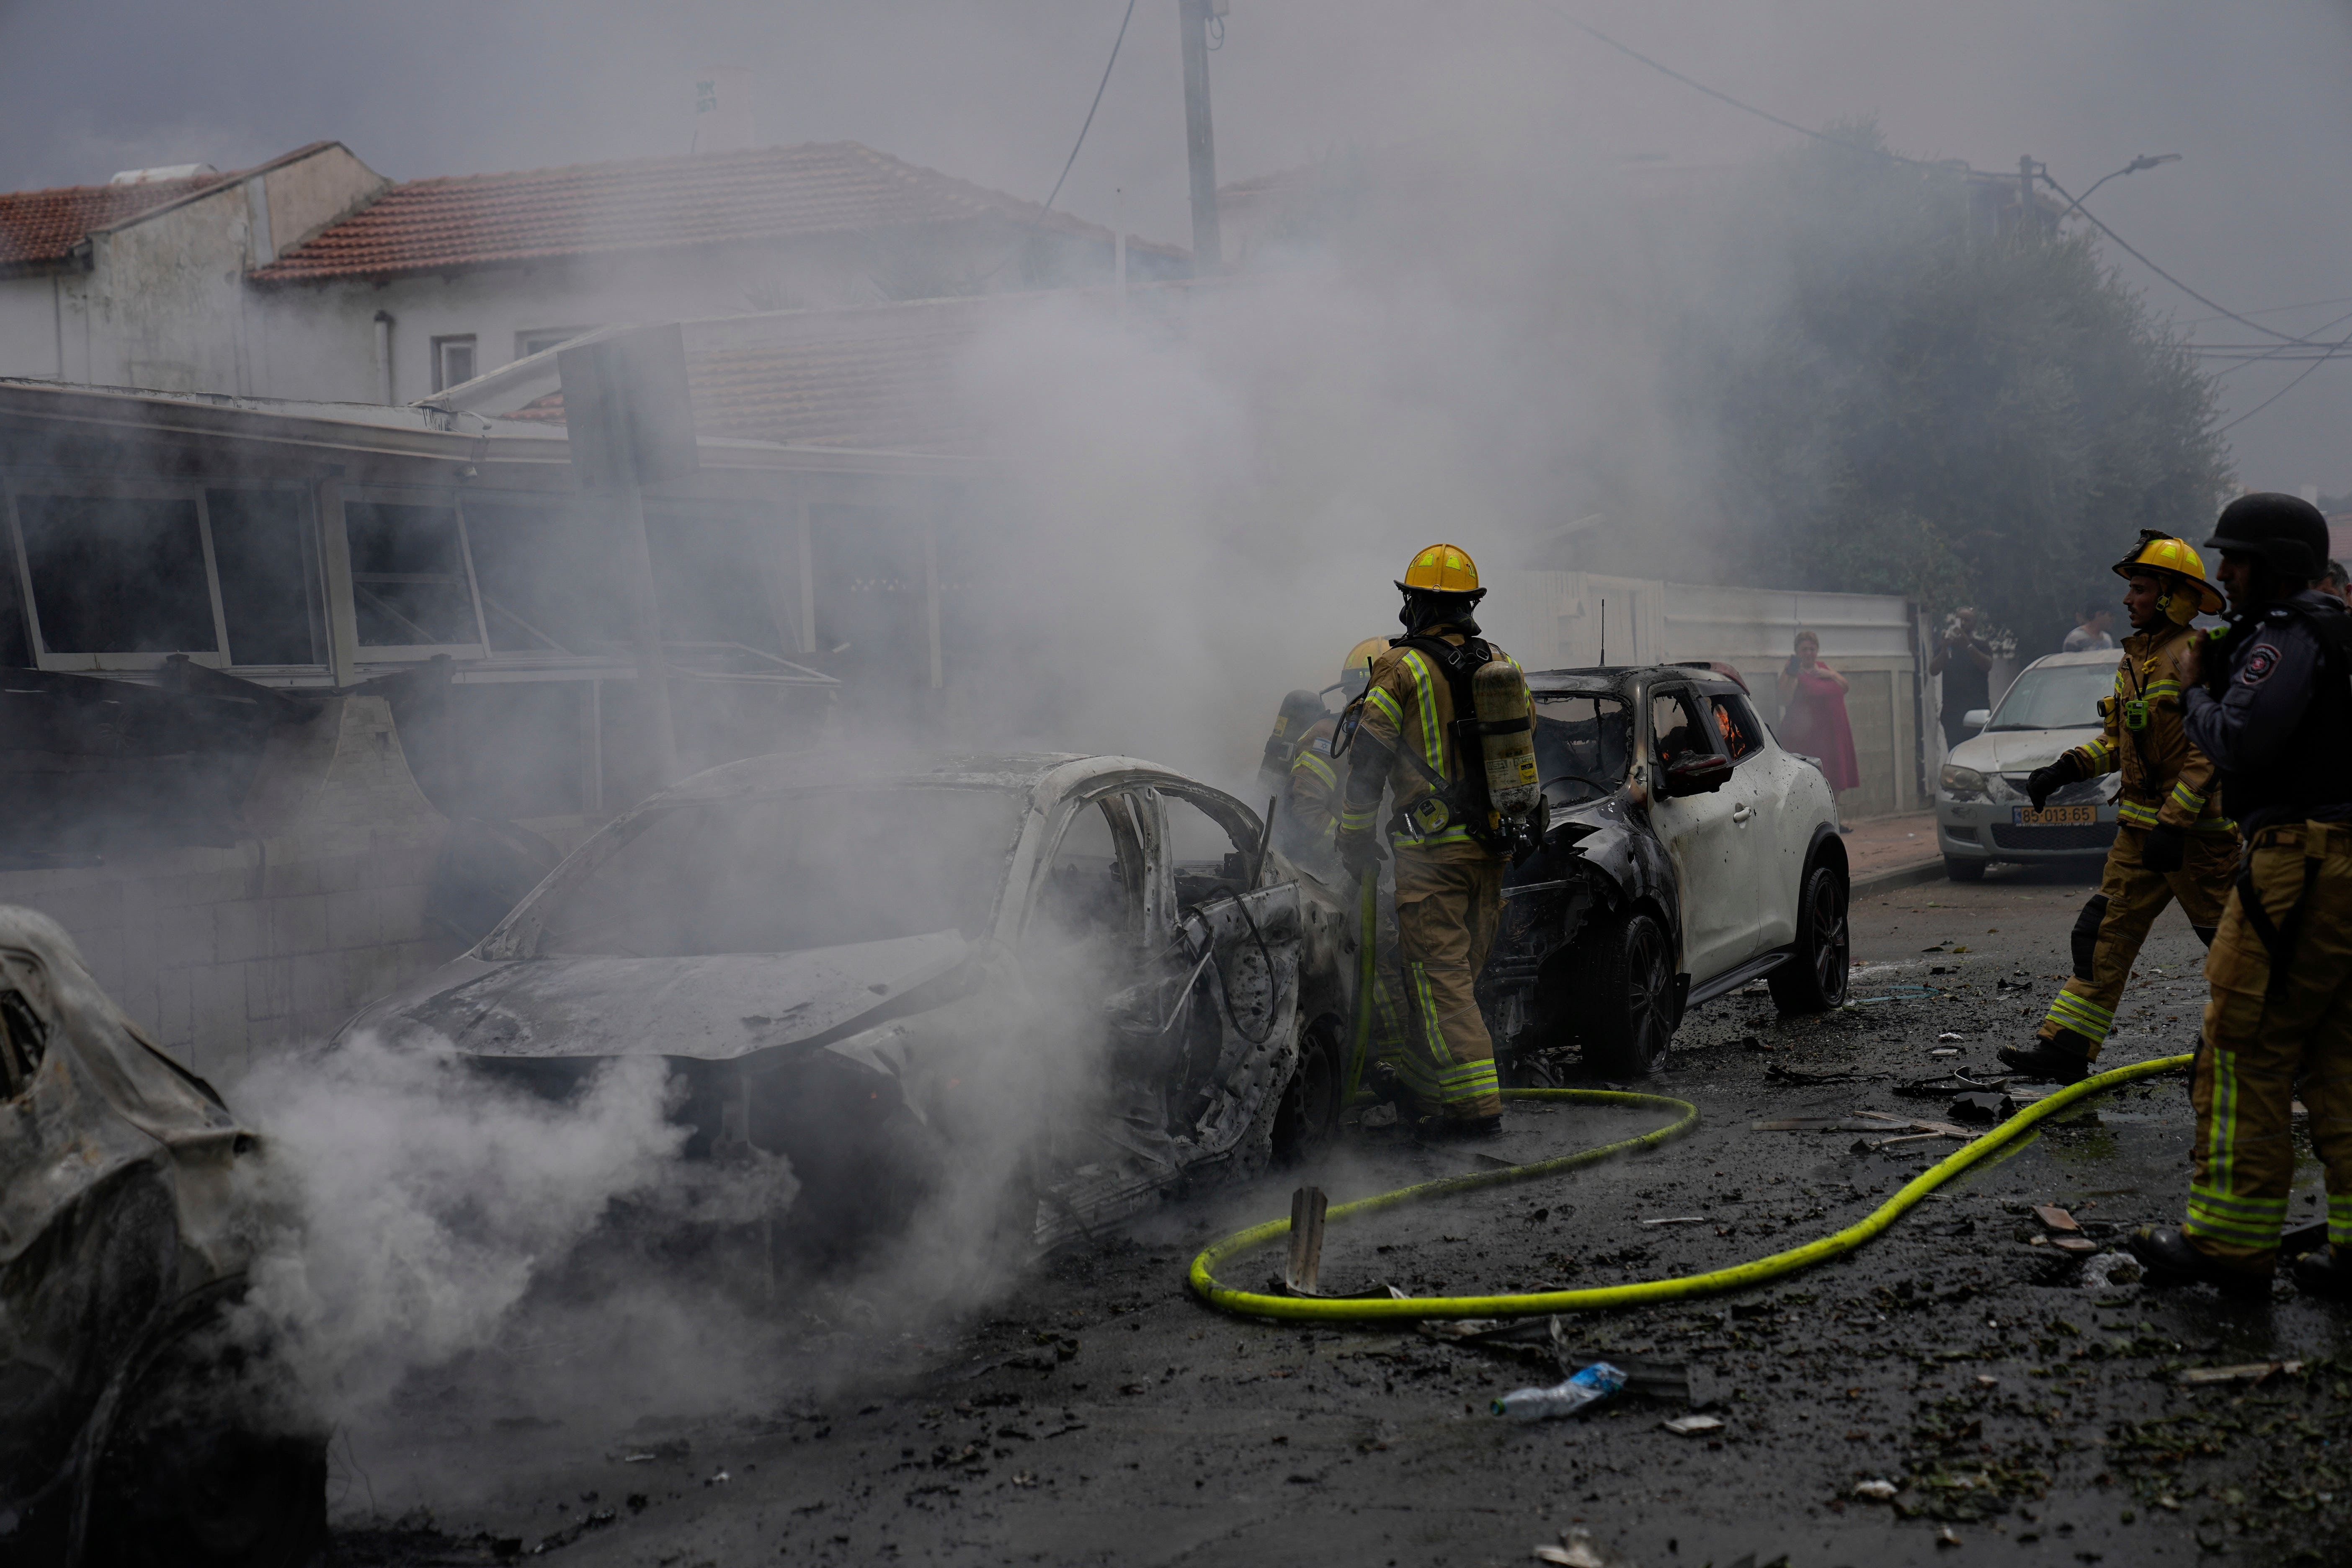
[2205,492,2331,583]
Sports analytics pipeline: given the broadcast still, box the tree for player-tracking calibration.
[1680,124,2231,648]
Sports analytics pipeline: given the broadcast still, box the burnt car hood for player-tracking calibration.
[359,929,974,1063]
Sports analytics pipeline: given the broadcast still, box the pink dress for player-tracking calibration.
[1780,668,1861,792]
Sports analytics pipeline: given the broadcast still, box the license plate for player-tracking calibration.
[2012,805,2096,827]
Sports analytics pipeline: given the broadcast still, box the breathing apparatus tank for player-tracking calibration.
[1258,688,1331,800]
[1472,659,1539,825]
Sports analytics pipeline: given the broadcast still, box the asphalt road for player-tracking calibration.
[331,862,2352,1568]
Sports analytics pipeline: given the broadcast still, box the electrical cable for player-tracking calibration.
[1036,0,1139,226]
[2038,173,2319,348]
[2215,352,2336,435]
[1189,1051,2192,1322]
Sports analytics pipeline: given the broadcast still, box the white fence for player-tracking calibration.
[1485,572,1923,818]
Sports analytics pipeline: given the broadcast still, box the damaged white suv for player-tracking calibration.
[337,752,1359,1257]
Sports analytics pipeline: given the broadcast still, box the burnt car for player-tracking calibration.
[337,753,1359,1256]
[0,907,323,1568]
[1480,665,1851,1077]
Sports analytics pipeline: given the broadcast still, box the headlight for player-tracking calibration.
[1939,763,1986,799]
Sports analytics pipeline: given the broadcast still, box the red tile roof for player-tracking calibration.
[256,142,1178,284]
[502,296,995,454]
[0,176,218,271]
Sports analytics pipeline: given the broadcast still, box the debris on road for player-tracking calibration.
[1285,1186,1328,1295]
[2178,1361,2303,1386]
[1640,1215,1710,1226]
[1853,1479,1900,1501]
[1532,1529,1609,1567]
[1947,1091,2016,1123]
[1492,1361,1626,1420]
[2080,1252,2143,1289]
[2032,1204,2081,1233]
[1767,1063,1885,1086]
[1661,1415,1724,1436]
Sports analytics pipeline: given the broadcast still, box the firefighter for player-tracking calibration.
[1331,544,1529,1137]
[2125,493,2352,1300]
[1275,637,1391,859]
[1999,534,2235,1086]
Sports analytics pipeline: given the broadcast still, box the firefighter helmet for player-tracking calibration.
[1337,637,1391,696]
[2112,531,2223,621]
[1397,543,1481,595]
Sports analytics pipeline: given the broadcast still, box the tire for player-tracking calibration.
[1271,1018,1344,1166]
[1944,856,1987,883]
[1769,860,1851,1013]
[1577,912,1677,1077]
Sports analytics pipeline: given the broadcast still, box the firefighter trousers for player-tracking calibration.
[2185,819,2352,1268]
[1389,846,1506,1120]
[2037,824,2236,1059]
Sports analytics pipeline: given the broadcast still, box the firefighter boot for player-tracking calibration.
[2128,1227,2273,1301]
[1999,1029,2094,1085]
[2290,1246,2352,1303]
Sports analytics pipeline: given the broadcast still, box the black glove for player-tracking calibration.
[2026,757,2080,810]
[2141,823,2186,874]
[1336,830,1386,884]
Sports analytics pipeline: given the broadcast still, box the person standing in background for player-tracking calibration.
[1929,607,1995,752]
[2324,559,2352,607]
[2064,600,2117,652]
[1776,630,1859,827]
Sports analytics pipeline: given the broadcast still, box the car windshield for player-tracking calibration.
[535,785,1023,957]
[1533,694,1632,804]
[1987,662,2115,731]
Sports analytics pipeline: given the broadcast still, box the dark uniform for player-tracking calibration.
[2170,586,2352,1279]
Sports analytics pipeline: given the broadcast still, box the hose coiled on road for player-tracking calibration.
[1189,1051,2192,1321]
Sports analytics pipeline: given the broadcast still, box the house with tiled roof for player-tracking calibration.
[0,139,1185,405]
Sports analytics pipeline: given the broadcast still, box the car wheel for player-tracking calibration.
[1769,859,1851,1013]
[1943,856,1987,883]
[1272,1018,1344,1166]
[1578,913,1677,1077]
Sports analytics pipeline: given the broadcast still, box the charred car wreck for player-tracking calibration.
[1480,664,1850,1078]
[0,907,322,1568]
[339,753,1359,1257]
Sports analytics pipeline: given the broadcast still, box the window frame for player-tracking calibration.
[1645,683,1725,767]
[515,327,591,361]
[340,483,492,662]
[1706,689,1770,766]
[430,334,479,393]
[0,472,272,674]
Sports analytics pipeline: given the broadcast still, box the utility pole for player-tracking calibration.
[1179,0,1224,273]
[2018,154,2037,240]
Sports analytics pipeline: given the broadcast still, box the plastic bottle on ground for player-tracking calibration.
[1491,1361,1627,1419]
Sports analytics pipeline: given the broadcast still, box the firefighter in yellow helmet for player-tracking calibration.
[1272,637,1391,861]
[1999,532,2236,1086]
[1331,544,1532,1137]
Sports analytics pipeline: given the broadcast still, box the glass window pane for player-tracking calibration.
[464,501,627,654]
[343,500,479,647]
[1532,694,1629,804]
[1650,690,1714,767]
[15,493,214,653]
[207,489,319,665]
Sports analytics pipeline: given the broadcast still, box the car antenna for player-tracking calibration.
[1599,598,1607,667]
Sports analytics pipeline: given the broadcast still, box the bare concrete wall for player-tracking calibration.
[0,694,461,1082]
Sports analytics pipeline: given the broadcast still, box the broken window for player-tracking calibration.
[463,499,626,655]
[1532,694,1629,805]
[1034,795,1146,946]
[208,488,322,666]
[1159,790,1254,906]
[12,492,217,654]
[1710,693,1766,763]
[343,499,481,649]
[1649,689,1714,769]
[0,987,45,1099]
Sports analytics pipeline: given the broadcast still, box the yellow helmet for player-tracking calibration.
[1337,637,1391,697]
[2113,531,2224,621]
[1398,542,1481,594]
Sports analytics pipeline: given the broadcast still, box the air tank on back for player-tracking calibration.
[1473,659,1539,822]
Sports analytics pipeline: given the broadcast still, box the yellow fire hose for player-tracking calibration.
[1190,1051,2194,1321]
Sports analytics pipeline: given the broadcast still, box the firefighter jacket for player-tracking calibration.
[1279,715,1342,848]
[1338,631,1529,855]
[2059,621,2229,834]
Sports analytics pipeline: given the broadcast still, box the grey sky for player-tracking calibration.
[3,0,2347,490]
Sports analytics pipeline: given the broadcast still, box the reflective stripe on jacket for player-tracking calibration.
[2061,622,2231,833]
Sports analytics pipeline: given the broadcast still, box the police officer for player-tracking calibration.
[1275,638,1391,861]
[1331,544,1529,1138]
[2000,534,2236,1085]
[2128,493,2352,1300]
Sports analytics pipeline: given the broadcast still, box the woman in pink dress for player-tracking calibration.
[1776,630,1860,824]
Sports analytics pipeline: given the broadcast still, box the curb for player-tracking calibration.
[1850,857,1948,897]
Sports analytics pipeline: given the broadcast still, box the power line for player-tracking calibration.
[2217,351,2335,433]
[2037,173,2314,347]
[1038,0,1140,223]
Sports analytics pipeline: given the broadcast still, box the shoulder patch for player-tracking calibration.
[2239,644,2280,686]
[1311,737,1331,755]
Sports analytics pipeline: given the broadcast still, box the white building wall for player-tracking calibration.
[0,275,67,380]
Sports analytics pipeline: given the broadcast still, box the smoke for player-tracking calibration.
[229,1031,794,1430]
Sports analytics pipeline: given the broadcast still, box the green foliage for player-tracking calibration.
[1684,124,2231,647]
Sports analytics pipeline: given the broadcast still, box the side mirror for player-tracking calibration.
[1661,754,1733,798]
[1963,708,1991,732]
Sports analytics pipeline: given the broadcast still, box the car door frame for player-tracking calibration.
[1641,678,1754,987]
[1698,683,1787,961]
